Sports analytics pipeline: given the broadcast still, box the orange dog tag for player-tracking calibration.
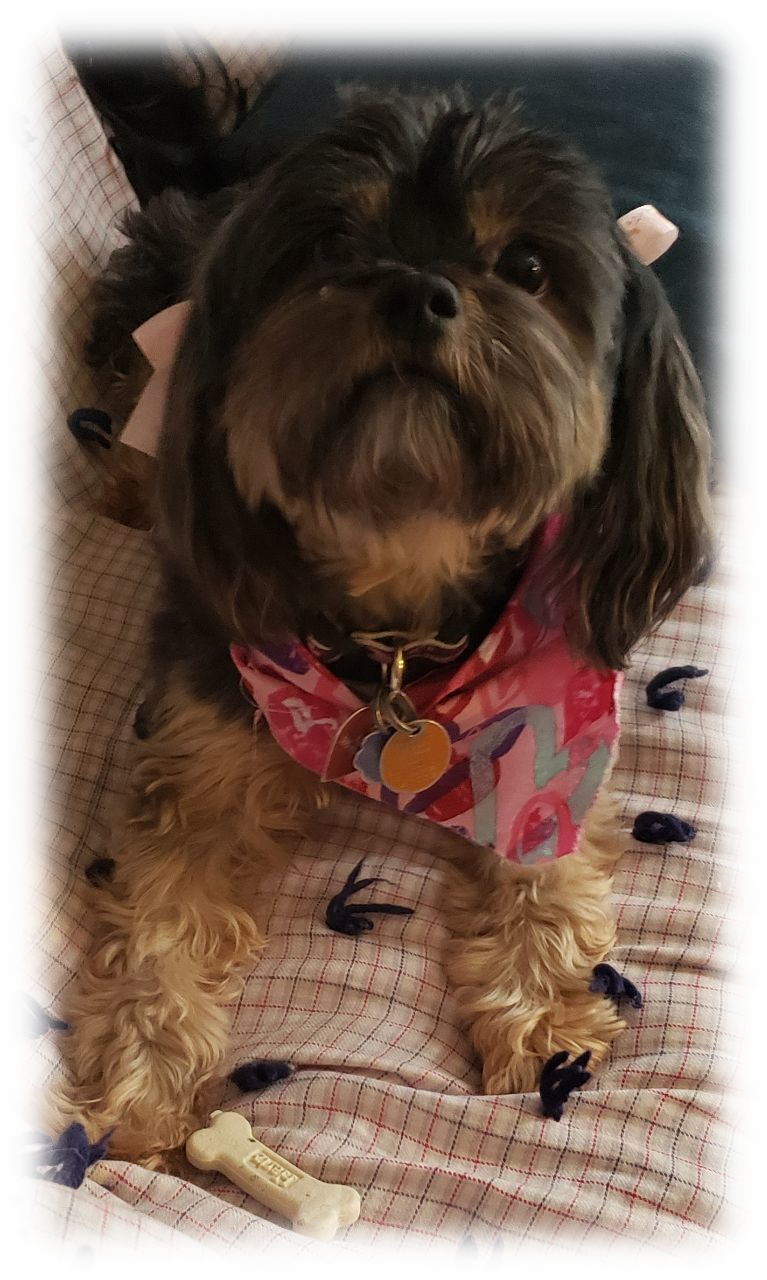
[379,720,451,794]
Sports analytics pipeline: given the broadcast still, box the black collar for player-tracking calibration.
[302,548,528,694]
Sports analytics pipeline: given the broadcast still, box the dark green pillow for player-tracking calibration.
[218,1,767,494]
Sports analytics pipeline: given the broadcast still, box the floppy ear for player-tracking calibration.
[562,248,714,669]
[154,274,320,643]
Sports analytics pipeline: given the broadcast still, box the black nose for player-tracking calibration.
[377,272,461,341]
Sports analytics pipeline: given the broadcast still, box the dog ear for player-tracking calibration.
[561,247,714,669]
[154,273,318,643]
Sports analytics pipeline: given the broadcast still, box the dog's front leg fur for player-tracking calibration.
[441,792,626,1094]
[49,675,325,1168]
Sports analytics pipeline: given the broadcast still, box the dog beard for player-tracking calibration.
[317,369,470,514]
[223,276,607,548]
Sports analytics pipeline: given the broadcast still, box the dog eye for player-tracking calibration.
[495,241,548,296]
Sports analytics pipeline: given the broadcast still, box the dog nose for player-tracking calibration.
[377,272,461,341]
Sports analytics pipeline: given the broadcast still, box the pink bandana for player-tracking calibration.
[123,205,676,860]
[231,520,621,866]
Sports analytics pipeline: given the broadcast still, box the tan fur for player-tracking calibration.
[49,676,326,1166]
[97,443,156,530]
[351,178,391,221]
[80,334,159,529]
[467,188,511,261]
[439,790,626,1091]
[285,509,524,635]
[51,661,624,1165]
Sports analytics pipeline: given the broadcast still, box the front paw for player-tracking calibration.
[44,1075,206,1170]
[477,988,626,1096]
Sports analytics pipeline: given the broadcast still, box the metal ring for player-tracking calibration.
[373,687,389,734]
[389,647,406,697]
[378,690,420,736]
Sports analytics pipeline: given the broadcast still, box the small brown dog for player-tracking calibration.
[52,87,712,1167]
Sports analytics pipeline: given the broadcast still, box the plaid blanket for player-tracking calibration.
[24,42,735,1266]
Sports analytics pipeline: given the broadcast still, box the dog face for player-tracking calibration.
[158,87,712,666]
[220,94,622,534]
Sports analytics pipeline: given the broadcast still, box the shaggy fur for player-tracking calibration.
[50,86,713,1166]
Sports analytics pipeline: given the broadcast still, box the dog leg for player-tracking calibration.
[49,676,325,1167]
[441,792,627,1094]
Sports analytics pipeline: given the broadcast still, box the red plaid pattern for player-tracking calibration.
[25,42,734,1260]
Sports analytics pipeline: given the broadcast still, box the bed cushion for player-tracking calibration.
[25,43,734,1265]
[217,0,767,496]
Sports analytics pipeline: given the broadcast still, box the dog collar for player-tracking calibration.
[119,205,678,458]
[231,517,621,866]
[300,546,528,693]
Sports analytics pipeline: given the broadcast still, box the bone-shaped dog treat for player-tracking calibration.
[186,1110,361,1241]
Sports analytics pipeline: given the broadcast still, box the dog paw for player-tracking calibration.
[27,1075,198,1167]
[476,986,626,1097]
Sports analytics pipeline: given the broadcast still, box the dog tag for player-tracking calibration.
[322,705,376,780]
[379,720,452,794]
[353,729,391,784]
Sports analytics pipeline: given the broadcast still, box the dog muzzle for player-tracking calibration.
[119,205,678,458]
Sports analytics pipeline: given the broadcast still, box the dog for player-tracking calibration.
[52,85,713,1168]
